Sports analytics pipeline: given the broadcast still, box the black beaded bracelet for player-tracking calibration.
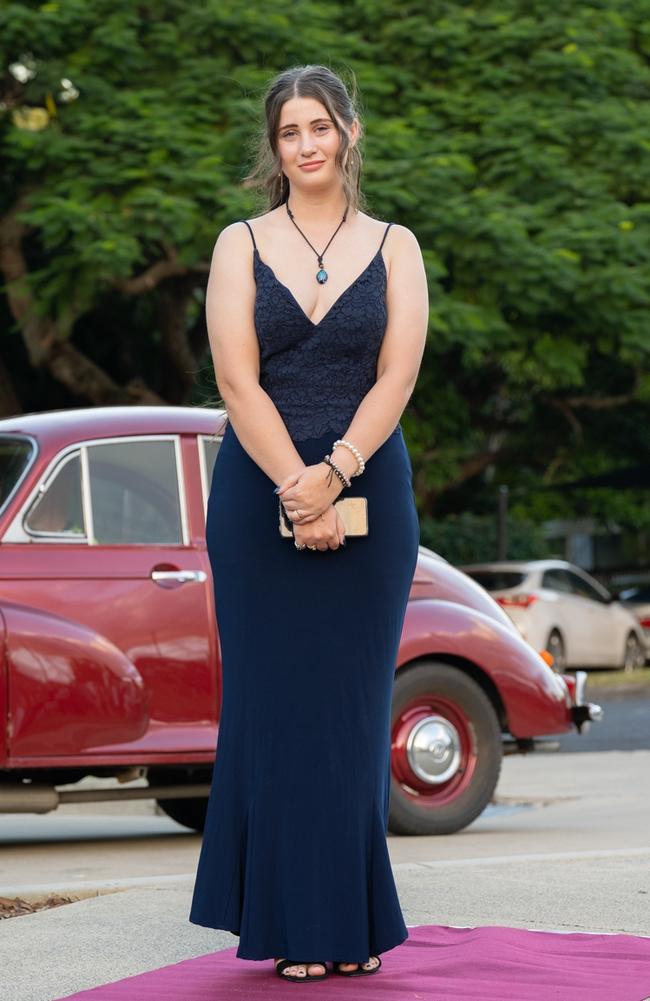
[323,454,351,490]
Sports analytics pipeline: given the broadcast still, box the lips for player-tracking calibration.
[299,161,325,169]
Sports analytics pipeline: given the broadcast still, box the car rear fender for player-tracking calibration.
[398,599,573,738]
[2,601,149,759]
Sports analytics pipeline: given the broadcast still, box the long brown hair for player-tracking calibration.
[243,64,368,214]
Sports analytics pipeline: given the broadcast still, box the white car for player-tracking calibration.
[617,584,650,659]
[459,559,646,671]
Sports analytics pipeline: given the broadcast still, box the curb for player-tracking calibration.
[0,872,195,903]
[4,845,650,900]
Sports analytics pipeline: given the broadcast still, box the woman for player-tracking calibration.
[189,64,428,983]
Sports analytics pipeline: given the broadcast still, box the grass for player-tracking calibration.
[0,894,79,919]
[578,666,650,690]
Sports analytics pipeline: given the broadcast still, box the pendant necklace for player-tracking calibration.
[285,199,348,284]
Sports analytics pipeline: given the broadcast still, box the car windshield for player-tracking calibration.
[619,586,650,603]
[0,436,34,514]
[465,570,527,591]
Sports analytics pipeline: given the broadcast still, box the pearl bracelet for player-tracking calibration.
[332,438,365,477]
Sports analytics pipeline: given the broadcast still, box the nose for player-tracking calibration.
[300,134,316,157]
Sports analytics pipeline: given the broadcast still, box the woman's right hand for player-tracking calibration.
[292,504,346,552]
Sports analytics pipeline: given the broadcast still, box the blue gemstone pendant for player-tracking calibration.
[316,268,328,284]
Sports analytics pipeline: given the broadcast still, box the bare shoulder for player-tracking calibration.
[385,222,421,251]
[212,219,255,256]
[215,211,281,256]
[379,223,423,285]
[206,221,258,291]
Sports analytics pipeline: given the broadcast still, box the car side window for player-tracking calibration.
[87,439,183,545]
[0,436,36,515]
[541,569,572,594]
[24,451,85,537]
[199,434,221,512]
[566,571,608,603]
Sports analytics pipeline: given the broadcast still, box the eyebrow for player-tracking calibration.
[278,118,332,130]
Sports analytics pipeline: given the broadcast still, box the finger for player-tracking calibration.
[276,472,302,496]
[282,488,311,505]
[287,508,310,523]
[282,500,304,512]
[285,502,325,519]
[285,506,319,523]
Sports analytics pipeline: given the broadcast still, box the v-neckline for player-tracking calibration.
[254,248,385,329]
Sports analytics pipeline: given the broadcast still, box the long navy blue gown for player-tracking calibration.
[189,215,420,963]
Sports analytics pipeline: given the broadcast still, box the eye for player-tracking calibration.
[280,125,330,139]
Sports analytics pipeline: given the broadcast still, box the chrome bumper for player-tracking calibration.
[570,670,603,731]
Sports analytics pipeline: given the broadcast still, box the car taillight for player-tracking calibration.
[639,617,650,629]
[496,593,538,609]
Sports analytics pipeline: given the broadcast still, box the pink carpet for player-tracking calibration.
[58,924,650,1000]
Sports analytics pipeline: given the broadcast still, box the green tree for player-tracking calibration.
[1,1,649,538]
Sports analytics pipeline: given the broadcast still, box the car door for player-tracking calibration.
[2,434,218,759]
[539,568,591,664]
[564,570,616,666]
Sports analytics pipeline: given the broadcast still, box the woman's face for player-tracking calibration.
[276,95,357,189]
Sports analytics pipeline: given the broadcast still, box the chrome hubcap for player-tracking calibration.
[406,714,462,784]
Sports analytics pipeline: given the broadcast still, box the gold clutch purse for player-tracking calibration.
[279,496,368,538]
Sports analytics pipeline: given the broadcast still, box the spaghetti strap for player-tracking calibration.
[241,219,257,251]
[378,221,393,252]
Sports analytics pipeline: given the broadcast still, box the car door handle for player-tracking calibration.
[151,570,208,585]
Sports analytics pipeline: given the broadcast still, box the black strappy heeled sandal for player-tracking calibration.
[274,959,329,983]
[333,955,382,976]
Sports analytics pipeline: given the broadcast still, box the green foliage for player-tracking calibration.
[419,511,554,564]
[1,0,649,547]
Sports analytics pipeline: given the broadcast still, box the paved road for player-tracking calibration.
[551,689,650,753]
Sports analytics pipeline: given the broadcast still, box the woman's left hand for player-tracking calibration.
[277,462,342,524]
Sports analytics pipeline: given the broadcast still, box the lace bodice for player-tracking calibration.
[241,217,401,441]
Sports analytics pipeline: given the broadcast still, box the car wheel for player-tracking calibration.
[546,629,566,670]
[389,661,502,836]
[147,767,210,832]
[155,796,207,832]
[623,632,644,673]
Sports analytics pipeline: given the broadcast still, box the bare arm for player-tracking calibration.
[330,225,428,480]
[206,223,306,486]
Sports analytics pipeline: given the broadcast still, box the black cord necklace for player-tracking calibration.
[285,199,348,284]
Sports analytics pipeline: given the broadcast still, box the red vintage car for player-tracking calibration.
[0,407,601,836]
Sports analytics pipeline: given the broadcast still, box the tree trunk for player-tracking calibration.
[0,196,164,407]
[158,283,199,403]
[48,341,163,405]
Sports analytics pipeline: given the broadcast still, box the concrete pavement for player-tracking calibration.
[2,750,650,1001]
